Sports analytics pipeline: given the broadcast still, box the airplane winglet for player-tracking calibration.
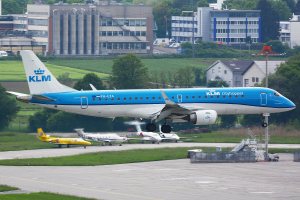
[89,84,97,91]
[160,90,176,106]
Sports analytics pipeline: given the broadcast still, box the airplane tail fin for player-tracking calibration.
[20,50,76,94]
[37,128,48,141]
[74,128,86,138]
[125,121,144,135]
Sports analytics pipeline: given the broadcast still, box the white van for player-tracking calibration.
[0,51,8,57]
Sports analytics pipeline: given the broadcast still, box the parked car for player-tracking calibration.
[0,51,8,57]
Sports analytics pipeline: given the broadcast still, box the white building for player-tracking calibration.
[206,60,254,87]
[290,15,300,48]
[242,61,285,87]
[171,8,261,45]
[279,21,290,46]
[206,60,285,87]
[27,4,50,53]
[279,14,300,48]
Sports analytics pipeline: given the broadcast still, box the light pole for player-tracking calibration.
[257,45,280,160]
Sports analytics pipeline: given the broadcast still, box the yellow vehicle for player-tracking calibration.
[37,128,91,148]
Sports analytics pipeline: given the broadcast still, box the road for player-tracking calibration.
[1,143,300,160]
[0,154,299,200]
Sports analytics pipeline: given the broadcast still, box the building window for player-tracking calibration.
[244,79,249,86]
[224,70,227,74]
[252,77,255,82]
[256,77,259,82]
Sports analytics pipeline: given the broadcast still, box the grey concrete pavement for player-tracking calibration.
[0,154,299,200]
[1,143,300,160]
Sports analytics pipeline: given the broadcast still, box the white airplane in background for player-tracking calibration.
[158,125,181,143]
[74,128,127,146]
[126,121,162,144]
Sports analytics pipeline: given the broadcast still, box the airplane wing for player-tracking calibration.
[152,90,203,122]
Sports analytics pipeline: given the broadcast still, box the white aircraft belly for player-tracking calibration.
[40,103,288,119]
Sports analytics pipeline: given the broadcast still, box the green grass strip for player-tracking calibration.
[0,192,95,200]
[0,147,208,166]
[0,185,19,192]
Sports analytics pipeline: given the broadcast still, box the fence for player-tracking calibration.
[190,151,256,163]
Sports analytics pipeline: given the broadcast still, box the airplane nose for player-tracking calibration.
[287,99,296,109]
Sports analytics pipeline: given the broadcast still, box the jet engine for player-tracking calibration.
[189,110,218,125]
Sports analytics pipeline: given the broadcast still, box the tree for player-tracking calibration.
[207,79,229,87]
[110,54,149,89]
[0,84,19,130]
[74,73,105,90]
[223,0,258,10]
[267,53,300,125]
[257,0,280,42]
[57,72,73,87]
[266,40,289,54]
[271,0,292,21]
[2,0,29,15]
[174,67,195,87]
[29,109,57,132]
[153,1,172,38]
[295,0,300,14]
[283,0,296,12]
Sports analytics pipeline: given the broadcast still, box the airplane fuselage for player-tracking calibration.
[30,87,295,119]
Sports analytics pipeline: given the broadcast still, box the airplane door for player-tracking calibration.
[260,93,267,106]
[81,96,88,109]
[177,94,182,103]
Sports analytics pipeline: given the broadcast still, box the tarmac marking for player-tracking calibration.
[249,191,275,194]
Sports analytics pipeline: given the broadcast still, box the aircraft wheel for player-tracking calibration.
[146,123,156,132]
[161,124,171,133]
[262,122,268,127]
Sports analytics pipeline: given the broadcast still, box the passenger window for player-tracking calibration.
[135,97,138,100]
[152,97,155,100]
[117,97,120,100]
[140,97,143,100]
[186,96,189,99]
[198,96,201,98]
[129,97,132,100]
[124,97,126,100]
[146,97,149,100]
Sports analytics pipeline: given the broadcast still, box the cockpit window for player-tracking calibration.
[274,92,280,97]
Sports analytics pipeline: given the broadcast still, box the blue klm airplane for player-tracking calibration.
[7,50,295,133]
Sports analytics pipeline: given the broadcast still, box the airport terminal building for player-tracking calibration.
[27,2,153,56]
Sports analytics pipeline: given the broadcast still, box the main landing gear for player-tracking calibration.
[146,123,172,133]
[146,123,156,132]
[161,124,171,133]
